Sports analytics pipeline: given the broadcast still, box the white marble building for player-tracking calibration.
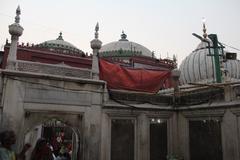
[1,6,240,160]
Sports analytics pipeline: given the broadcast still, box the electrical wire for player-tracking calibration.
[221,42,240,52]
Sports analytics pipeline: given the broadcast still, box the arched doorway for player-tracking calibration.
[22,111,82,160]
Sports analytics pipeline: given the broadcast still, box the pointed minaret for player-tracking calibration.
[7,5,24,69]
[90,23,102,79]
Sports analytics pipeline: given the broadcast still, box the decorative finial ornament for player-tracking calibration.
[15,5,21,23]
[57,32,63,40]
[7,6,24,69]
[91,22,102,50]
[95,22,99,39]
[173,54,177,62]
[119,31,128,41]
[202,17,207,39]
[9,5,24,38]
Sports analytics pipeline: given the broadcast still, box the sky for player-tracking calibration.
[0,0,240,65]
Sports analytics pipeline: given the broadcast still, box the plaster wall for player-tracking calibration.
[174,108,240,160]
[0,73,105,160]
[1,72,240,160]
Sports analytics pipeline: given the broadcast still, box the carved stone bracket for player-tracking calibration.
[230,108,240,116]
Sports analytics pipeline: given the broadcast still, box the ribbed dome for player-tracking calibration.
[99,32,153,57]
[179,40,240,84]
[39,32,84,55]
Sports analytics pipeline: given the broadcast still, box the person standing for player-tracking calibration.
[0,130,31,160]
[30,138,54,160]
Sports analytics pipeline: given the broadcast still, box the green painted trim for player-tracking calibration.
[208,34,222,83]
[100,50,142,57]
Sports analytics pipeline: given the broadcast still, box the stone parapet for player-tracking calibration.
[16,60,91,78]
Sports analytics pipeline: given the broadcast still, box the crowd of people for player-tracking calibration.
[0,130,72,160]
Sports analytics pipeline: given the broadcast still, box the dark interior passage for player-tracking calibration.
[111,119,135,160]
[189,120,223,160]
[150,119,167,160]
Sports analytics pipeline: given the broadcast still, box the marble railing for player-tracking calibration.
[16,60,91,79]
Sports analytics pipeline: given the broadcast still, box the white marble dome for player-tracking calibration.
[179,39,240,84]
[99,32,153,57]
[39,32,84,55]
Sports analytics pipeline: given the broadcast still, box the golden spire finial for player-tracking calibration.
[202,17,207,38]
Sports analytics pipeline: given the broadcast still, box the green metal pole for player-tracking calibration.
[208,34,222,83]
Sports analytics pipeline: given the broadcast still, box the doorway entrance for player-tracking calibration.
[23,112,82,160]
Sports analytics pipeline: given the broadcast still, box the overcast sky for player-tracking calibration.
[0,0,239,65]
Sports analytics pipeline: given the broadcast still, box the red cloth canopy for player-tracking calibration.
[99,59,172,93]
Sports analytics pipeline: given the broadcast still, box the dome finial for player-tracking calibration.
[119,31,128,41]
[57,32,63,40]
[202,17,207,39]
